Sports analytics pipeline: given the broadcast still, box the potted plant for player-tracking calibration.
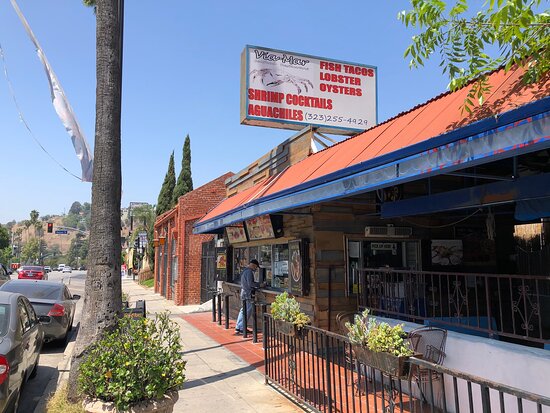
[79,312,186,412]
[270,292,310,337]
[345,309,417,379]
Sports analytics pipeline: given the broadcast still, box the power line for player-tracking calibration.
[0,43,83,181]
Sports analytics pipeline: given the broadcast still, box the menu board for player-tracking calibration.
[216,253,227,269]
[226,225,248,244]
[215,247,228,281]
[431,240,463,266]
[245,215,275,240]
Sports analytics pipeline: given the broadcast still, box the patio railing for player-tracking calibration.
[356,268,550,346]
[263,314,550,413]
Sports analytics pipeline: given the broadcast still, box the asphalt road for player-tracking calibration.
[18,270,85,413]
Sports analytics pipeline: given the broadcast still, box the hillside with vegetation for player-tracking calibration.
[0,202,92,268]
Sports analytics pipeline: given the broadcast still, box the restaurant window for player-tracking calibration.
[346,239,420,296]
[259,245,272,286]
[232,247,248,282]
[272,244,289,291]
[248,246,260,283]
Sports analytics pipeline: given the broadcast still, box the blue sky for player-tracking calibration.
[0,0,450,224]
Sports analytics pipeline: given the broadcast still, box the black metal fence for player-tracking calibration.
[356,268,550,346]
[263,314,550,413]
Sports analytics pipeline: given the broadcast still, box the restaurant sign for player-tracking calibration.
[289,239,309,296]
[241,45,377,135]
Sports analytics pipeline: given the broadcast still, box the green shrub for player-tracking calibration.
[345,309,371,347]
[345,309,413,357]
[78,312,186,411]
[270,292,310,329]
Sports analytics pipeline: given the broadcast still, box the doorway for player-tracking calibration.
[201,240,216,303]
[346,239,420,296]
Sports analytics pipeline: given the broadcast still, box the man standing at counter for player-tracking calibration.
[235,259,262,335]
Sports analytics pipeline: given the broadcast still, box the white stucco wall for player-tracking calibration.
[377,317,550,413]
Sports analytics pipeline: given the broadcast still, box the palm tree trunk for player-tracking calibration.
[67,0,123,399]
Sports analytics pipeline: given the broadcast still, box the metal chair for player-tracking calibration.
[408,326,447,403]
[336,311,358,336]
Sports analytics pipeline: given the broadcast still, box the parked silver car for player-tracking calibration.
[0,291,46,412]
[0,281,79,345]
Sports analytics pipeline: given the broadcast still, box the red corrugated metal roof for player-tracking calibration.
[200,67,550,224]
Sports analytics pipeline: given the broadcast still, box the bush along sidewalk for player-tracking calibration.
[79,312,186,412]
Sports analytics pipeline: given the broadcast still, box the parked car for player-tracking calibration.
[0,266,10,286]
[0,280,80,344]
[44,266,51,273]
[0,291,46,412]
[17,266,48,281]
[62,266,72,273]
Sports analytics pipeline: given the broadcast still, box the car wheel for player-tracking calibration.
[29,355,39,379]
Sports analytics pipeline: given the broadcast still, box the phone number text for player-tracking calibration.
[305,112,369,127]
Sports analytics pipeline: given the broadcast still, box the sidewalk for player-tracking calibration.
[122,279,305,413]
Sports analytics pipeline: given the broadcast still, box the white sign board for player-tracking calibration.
[241,45,377,135]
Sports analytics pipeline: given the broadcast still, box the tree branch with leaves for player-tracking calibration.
[399,0,549,111]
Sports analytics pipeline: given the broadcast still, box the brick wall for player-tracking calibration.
[154,172,233,306]
[154,209,177,301]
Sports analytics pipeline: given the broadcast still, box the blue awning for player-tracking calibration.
[195,100,550,234]
[381,173,550,218]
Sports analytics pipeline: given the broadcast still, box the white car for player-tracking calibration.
[62,266,72,273]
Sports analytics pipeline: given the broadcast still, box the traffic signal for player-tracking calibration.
[47,222,53,233]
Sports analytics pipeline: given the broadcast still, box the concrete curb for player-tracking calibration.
[33,337,76,413]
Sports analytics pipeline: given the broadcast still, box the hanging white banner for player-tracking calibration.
[10,0,94,182]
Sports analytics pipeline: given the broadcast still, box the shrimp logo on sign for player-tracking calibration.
[250,69,314,95]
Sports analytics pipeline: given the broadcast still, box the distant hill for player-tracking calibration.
[11,215,79,255]
[6,201,139,259]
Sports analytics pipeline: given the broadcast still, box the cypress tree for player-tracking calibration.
[173,135,193,204]
[156,152,176,216]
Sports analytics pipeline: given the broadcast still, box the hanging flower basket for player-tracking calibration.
[270,292,310,338]
[352,345,419,379]
[274,319,306,338]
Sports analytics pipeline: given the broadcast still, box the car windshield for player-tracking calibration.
[0,305,9,336]
[22,266,43,271]
[1,283,62,300]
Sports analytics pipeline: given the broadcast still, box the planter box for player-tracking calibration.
[274,319,305,337]
[352,345,418,379]
[83,391,178,413]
